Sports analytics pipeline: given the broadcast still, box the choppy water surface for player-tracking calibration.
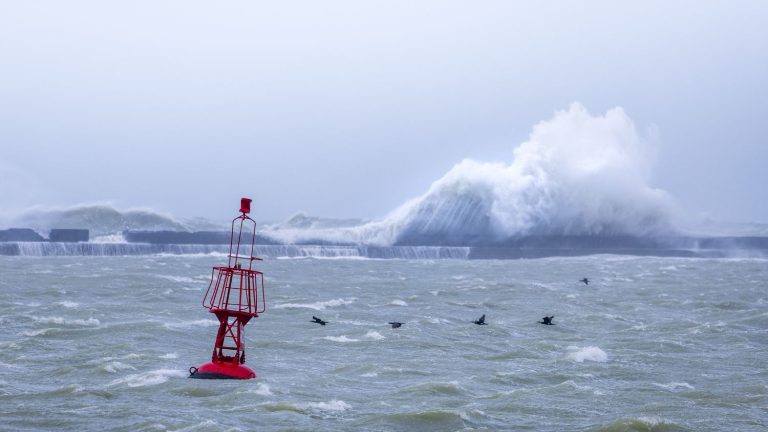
[0,255,766,431]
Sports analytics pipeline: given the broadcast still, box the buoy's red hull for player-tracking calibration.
[189,362,256,380]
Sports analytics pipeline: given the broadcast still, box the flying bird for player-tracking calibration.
[388,322,403,328]
[580,278,589,285]
[473,314,487,325]
[311,316,328,326]
[539,316,555,325]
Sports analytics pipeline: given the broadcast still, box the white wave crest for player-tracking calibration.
[247,383,273,396]
[299,400,351,413]
[163,319,218,329]
[101,361,137,374]
[390,299,408,306]
[364,331,385,340]
[33,316,100,326]
[654,382,695,391]
[636,416,676,427]
[567,346,609,363]
[323,335,359,343]
[109,369,186,388]
[274,298,355,311]
[157,275,198,283]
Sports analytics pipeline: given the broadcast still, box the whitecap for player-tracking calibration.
[160,353,178,359]
[109,369,186,388]
[654,382,694,391]
[101,361,137,374]
[246,383,273,396]
[567,346,608,363]
[163,319,218,329]
[299,400,351,413]
[157,275,197,283]
[274,298,355,311]
[390,299,408,306]
[33,316,100,326]
[323,335,359,343]
[57,301,79,308]
[23,328,57,337]
[364,331,385,340]
[636,416,675,427]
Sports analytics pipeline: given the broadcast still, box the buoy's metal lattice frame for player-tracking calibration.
[191,198,265,379]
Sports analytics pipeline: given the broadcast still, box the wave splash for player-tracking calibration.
[265,103,676,246]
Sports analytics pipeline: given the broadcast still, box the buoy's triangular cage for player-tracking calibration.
[189,198,266,379]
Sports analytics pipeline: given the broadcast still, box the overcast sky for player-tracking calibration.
[1,1,766,224]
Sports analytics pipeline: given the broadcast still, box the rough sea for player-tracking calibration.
[1,254,766,431]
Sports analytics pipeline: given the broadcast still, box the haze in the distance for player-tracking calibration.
[1,1,766,227]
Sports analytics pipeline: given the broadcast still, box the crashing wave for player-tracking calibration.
[265,103,676,245]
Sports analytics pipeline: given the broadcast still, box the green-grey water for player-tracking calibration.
[1,255,766,431]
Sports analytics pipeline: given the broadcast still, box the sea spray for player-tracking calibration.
[263,103,677,246]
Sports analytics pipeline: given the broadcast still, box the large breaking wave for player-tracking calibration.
[264,103,676,246]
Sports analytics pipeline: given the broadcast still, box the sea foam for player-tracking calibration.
[567,346,609,363]
[109,369,186,388]
[274,298,355,310]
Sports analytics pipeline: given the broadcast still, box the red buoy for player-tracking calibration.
[189,198,266,379]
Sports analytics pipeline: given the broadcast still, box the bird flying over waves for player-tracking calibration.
[311,316,328,326]
[539,316,555,325]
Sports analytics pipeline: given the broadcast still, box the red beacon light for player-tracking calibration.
[189,198,266,379]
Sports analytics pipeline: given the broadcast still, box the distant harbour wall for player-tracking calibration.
[0,241,765,259]
[0,228,89,243]
[0,243,471,259]
[1,229,767,259]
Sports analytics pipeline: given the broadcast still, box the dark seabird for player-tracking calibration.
[473,314,487,325]
[388,322,403,329]
[539,316,555,325]
[580,278,589,285]
[311,316,328,326]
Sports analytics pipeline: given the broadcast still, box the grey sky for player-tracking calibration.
[1,1,766,224]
